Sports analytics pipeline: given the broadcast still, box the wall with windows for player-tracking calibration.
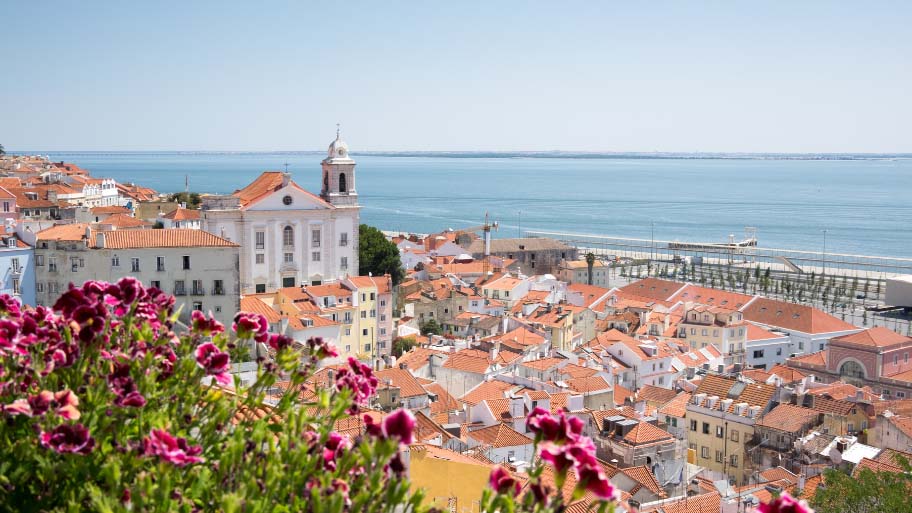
[35,245,239,327]
[0,244,35,306]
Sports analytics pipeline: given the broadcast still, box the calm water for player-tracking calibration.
[34,152,912,258]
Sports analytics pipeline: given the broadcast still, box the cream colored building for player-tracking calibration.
[557,259,609,288]
[677,304,748,363]
[34,224,240,327]
[202,131,359,294]
[684,375,776,485]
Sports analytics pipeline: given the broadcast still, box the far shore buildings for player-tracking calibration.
[465,237,577,276]
[202,130,359,294]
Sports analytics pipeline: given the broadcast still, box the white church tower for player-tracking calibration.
[321,127,359,208]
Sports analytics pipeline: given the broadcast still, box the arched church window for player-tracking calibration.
[323,172,329,192]
[839,360,866,380]
[283,226,294,248]
[339,173,346,193]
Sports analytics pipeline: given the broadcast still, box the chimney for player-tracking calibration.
[95,232,105,249]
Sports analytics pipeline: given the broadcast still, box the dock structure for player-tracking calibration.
[524,230,912,280]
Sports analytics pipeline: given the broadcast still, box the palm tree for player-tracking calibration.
[585,252,596,285]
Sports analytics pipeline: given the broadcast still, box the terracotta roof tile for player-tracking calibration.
[466,422,533,448]
[565,375,611,394]
[622,421,674,445]
[756,404,821,433]
[375,368,427,398]
[638,384,680,405]
[618,278,686,302]
[37,223,90,241]
[233,171,332,209]
[162,207,201,220]
[395,347,445,372]
[743,297,858,334]
[239,296,281,323]
[460,380,515,406]
[658,392,692,418]
[831,327,911,349]
[94,229,238,249]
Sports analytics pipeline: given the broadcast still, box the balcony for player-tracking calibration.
[191,287,206,296]
[212,287,225,296]
[174,287,187,296]
[48,264,58,273]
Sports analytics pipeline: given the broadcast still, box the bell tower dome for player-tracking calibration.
[320,126,358,207]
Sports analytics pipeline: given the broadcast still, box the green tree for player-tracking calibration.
[152,221,164,229]
[419,318,442,336]
[391,336,417,358]
[167,191,202,209]
[358,224,405,285]
[811,456,912,513]
[0,143,5,155]
[585,252,596,285]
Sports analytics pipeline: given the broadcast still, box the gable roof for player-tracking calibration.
[756,404,821,433]
[618,278,686,302]
[162,207,201,220]
[622,421,674,445]
[638,384,680,405]
[239,296,281,323]
[94,229,238,249]
[466,422,533,448]
[37,223,90,241]
[658,392,692,418]
[375,368,427,398]
[233,171,332,209]
[831,327,912,349]
[742,297,857,334]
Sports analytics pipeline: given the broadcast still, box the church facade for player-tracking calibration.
[202,131,360,294]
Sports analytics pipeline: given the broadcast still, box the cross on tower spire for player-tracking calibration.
[283,162,289,173]
[336,123,341,139]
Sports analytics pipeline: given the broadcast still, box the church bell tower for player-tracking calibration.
[320,127,358,207]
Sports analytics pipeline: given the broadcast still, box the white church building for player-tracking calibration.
[202,131,360,294]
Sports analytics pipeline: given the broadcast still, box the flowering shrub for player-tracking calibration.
[0,279,422,512]
[0,278,624,513]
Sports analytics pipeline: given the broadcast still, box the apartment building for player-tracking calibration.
[684,375,777,485]
[0,233,35,306]
[34,225,240,326]
[677,304,748,363]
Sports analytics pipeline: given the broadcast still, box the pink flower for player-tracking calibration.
[489,466,520,496]
[267,333,293,352]
[232,312,268,342]
[758,492,814,513]
[527,407,582,443]
[322,431,351,470]
[28,390,54,416]
[143,428,204,466]
[191,310,224,335]
[334,357,379,412]
[3,398,32,416]
[576,461,618,501]
[382,409,416,445]
[40,423,95,454]
[195,342,232,385]
[306,336,339,359]
[54,389,81,420]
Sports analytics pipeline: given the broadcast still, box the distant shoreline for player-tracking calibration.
[11,150,912,161]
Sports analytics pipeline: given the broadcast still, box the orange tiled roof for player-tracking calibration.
[788,351,827,367]
[743,297,857,334]
[424,382,460,416]
[759,466,799,485]
[90,205,130,215]
[94,229,237,249]
[768,364,806,383]
[36,223,90,241]
[239,296,281,323]
[466,422,533,448]
[831,327,911,349]
[441,348,494,374]
[658,392,692,418]
[395,347,445,372]
[622,421,674,445]
[756,404,821,433]
[162,207,201,220]
[460,380,515,406]
[99,213,151,229]
[671,284,754,309]
[642,491,720,513]
[565,375,611,394]
[233,171,331,209]
[375,368,427,398]
[521,357,565,371]
[637,384,680,405]
[618,278,686,302]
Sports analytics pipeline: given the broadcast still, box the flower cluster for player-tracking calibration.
[143,428,205,467]
[334,357,379,413]
[195,342,232,386]
[486,407,618,508]
[232,312,269,342]
[305,336,339,360]
[758,492,814,513]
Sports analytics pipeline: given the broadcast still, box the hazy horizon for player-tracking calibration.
[2,2,910,153]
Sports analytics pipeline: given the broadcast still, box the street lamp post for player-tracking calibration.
[822,229,828,276]
[651,222,655,274]
[518,210,522,238]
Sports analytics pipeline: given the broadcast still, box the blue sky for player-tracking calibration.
[2,1,910,152]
